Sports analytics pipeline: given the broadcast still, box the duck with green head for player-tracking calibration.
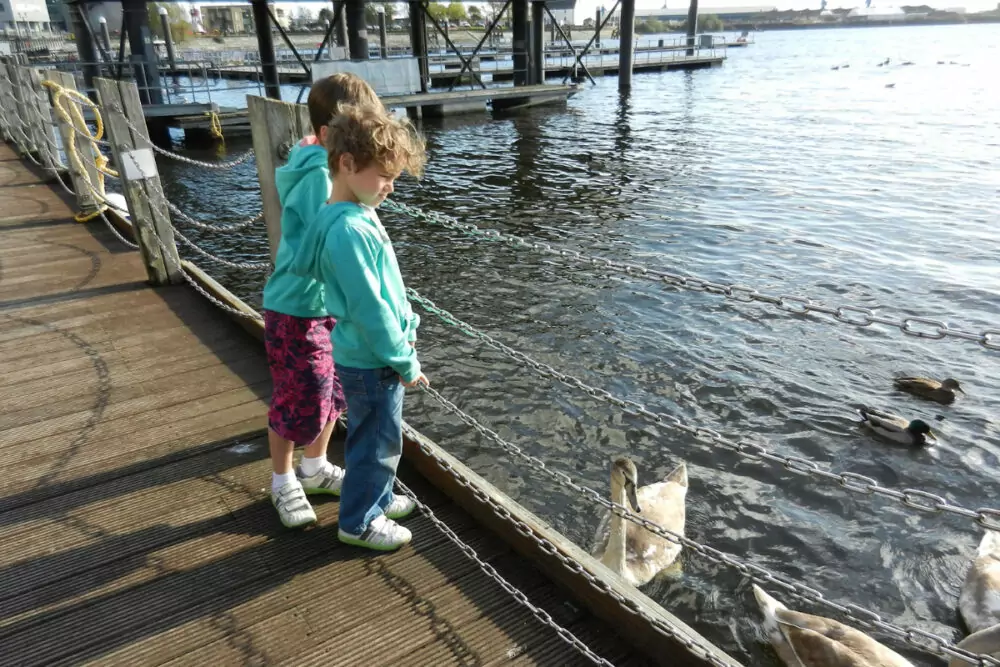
[856,406,937,446]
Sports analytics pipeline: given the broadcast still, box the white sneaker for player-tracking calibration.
[384,494,416,520]
[338,514,412,551]
[271,482,317,528]
[296,462,345,496]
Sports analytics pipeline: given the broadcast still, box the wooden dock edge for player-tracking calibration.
[179,258,742,667]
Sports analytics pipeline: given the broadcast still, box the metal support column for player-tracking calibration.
[334,1,348,47]
[121,0,163,105]
[251,0,280,99]
[408,1,428,92]
[377,7,388,58]
[531,1,544,85]
[68,0,100,96]
[686,0,699,56]
[512,0,529,86]
[618,0,635,88]
[98,16,112,53]
[595,7,601,48]
[158,7,178,74]
[345,0,368,60]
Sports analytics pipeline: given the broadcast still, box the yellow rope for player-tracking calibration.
[40,80,119,222]
[207,110,224,142]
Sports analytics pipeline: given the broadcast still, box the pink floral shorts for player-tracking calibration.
[263,310,347,445]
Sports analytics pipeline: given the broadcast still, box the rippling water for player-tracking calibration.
[156,24,1000,666]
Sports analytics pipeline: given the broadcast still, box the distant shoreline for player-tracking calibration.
[725,15,1000,32]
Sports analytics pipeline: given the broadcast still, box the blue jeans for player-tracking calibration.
[335,364,404,535]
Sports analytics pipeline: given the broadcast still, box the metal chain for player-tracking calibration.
[399,425,741,667]
[149,231,265,322]
[169,224,272,272]
[395,478,619,667]
[416,387,999,667]
[99,211,140,249]
[113,105,255,170]
[165,199,264,233]
[384,201,1000,352]
[75,164,264,322]
[407,289,1000,533]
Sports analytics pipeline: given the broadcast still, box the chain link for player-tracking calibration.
[395,478,619,667]
[113,105,255,170]
[399,426,741,667]
[165,199,264,233]
[384,201,998,352]
[169,225,271,271]
[414,388,999,666]
[407,288,1000,532]
[98,210,140,249]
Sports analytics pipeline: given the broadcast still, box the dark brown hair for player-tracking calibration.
[307,73,380,135]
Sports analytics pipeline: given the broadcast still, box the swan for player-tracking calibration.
[960,530,1000,635]
[591,456,687,587]
[947,623,1000,667]
[752,585,915,667]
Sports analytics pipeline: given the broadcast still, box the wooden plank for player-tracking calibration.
[93,77,181,285]
[247,94,310,263]
[38,69,100,214]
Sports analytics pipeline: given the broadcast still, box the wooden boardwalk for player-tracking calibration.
[0,143,653,666]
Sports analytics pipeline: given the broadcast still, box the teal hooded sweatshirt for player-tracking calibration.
[291,201,421,382]
[261,144,331,318]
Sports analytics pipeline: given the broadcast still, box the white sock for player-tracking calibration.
[272,471,297,493]
[299,455,331,478]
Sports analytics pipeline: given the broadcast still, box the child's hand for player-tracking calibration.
[401,373,429,388]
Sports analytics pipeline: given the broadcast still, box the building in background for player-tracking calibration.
[0,0,52,32]
[635,5,777,21]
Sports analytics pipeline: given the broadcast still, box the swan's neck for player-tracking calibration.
[603,480,629,577]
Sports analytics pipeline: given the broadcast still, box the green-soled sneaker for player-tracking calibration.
[296,463,344,496]
[338,514,412,551]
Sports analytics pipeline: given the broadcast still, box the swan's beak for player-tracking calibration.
[626,481,641,513]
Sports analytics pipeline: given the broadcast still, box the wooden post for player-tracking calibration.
[247,94,311,264]
[94,77,183,285]
[6,63,38,155]
[23,66,62,179]
[40,69,101,215]
[0,59,18,144]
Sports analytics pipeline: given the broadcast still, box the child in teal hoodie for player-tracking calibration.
[292,102,427,551]
[261,74,381,530]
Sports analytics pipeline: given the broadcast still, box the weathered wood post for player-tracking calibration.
[94,77,183,285]
[39,69,102,216]
[23,66,62,178]
[5,62,38,155]
[247,94,311,263]
[0,59,19,144]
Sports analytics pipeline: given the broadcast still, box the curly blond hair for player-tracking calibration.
[324,103,426,179]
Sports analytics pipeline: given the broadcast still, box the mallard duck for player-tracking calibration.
[753,585,915,667]
[592,456,687,588]
[893,376,963,405]
[856,406,936,446]
[959,530,1000,634]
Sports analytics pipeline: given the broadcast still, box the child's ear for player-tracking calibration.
[318,125,329,145]
[339,153,355,174]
